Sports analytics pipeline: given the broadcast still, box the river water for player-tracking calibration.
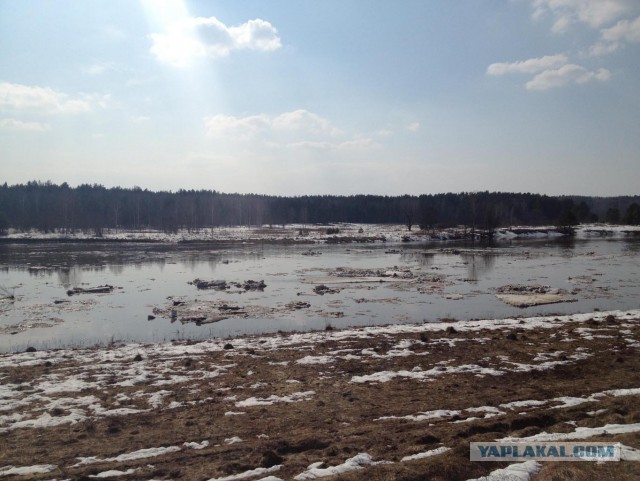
[0,238,639,352]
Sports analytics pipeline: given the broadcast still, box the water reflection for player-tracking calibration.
[57,267,83,289]
[109,264,125,275]
[460,253,497,281]
[401,251,435,267]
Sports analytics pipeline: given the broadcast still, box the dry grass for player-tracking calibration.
[1,314,640,480]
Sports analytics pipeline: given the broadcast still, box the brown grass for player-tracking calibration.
[1,315,640,480]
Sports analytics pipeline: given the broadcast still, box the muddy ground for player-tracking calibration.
[1,310,640,480]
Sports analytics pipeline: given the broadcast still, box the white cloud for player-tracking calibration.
[203,110,381,156]
[82,62,116,76]
[0,82,91,114]
[487,53,611,90]
[0,118,50,132]
[204,110,338,139]
[375,129,393,138]
[406,122,420,132]
[590,15,640,55]
[130,115,151,123]
[272,110,341,136]
[288,138,379,152]
[487,54,568,75]
[525,64,611,90]
[203,113,271,139]
[530,0,633,32]
[602,14,640,42]
[149,16,281,67]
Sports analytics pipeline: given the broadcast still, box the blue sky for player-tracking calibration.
[1,0,638,196]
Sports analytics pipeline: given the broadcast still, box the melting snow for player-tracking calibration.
[377,409,460,422]
[351,364,503,384]
[183,440,209,450]
[88,468,138,478]
[296,355,334,365]
[500,423,640,442]
[466,460,540,481]
[206,465,281,481]
[73,446,182,467]
[294,454,373,480]
[224,436,243,445]
[401,447,451,462]
[235,391,315,407]
[0,464,57,477]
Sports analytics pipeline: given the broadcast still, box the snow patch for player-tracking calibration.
[89,468,138,478]
[73,446,182,467]
[0,464,57,477]
[206,465,281,481]
[401,446,451,462]
[294,454,373,480]
[466,460,540,481]
[235,391,315,407]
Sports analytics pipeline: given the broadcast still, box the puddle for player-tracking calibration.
[0,238,639,352]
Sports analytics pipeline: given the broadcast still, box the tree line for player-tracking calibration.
[0,181,638,235]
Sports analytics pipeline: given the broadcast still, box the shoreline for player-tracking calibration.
[2,223,639,246]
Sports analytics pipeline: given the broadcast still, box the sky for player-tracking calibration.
[1,0,639,196]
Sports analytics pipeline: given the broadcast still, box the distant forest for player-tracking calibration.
[0,181,638,235]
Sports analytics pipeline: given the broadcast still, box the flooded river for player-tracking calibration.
[1,238,639,352]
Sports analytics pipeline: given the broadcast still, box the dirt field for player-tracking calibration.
[1,309,640,480]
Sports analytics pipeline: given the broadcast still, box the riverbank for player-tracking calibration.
[2,223,640,245]
[1,309,640,480]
